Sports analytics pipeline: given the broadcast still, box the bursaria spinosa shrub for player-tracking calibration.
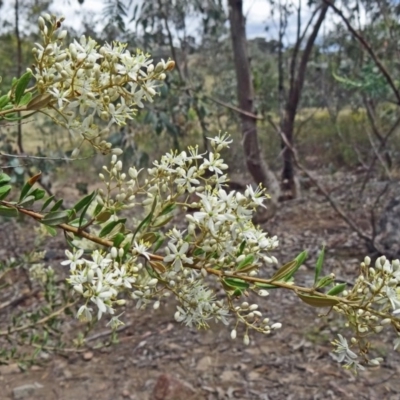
[1,15,400,373]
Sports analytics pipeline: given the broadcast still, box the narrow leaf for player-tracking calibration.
[0,184,11,200]
[327,283,347,296]
[296,291,339,308]
[26,93,53,110]
[237,254,255,270]
[41,195,55,212]
[0,205,18,218]
[0,173,11,186]
[41,210,70,226]
[314,247,325,284]
[112,233,125,247]
[73,191,97,214]
[270,259,298,282]
[50,199,63,212]
[99,220,124,238]
[0,94,10,109]
[15,71,32,104]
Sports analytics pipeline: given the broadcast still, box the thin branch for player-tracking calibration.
[266,115,375,247]
[0,301,78,336]
[323,0,400,105]
[188,90,263,120]
[0,152,94,162]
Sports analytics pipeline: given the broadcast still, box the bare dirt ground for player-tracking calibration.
[1,171,400,400]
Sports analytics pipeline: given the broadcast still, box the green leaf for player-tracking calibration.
[43,225,57,237]
[0,205,18,218]
[15,71,32,104]
[132,197,157,241]
[160,203,175,216]
[0,184,11,200]
[223,277,249,296]
[50,199,63,212]
[112,233,125,247]
[41,195,55,212]
[237,254,255,270]
[69,218,88,227]
[296,291,339,308]
[18,92,32,106]
[73,191,97,214]
[254,282,279,290]
[41,210,70,226]
[295,250,308,268]
[18,195,36,208]
[193,247,205,256]
[99,219,125,238]
[327,283,347,296]
[153,235,165,252]
[0,173,11,186]
[237,240,246,256]
[19,180,33,202]
[314,247,325,284]
[96,211,112,223]
[141,232,157,243]
[270,259,298,282]
[315,275,334,289]
[30,188,45,201]
[152,214,174,228]
[0,94,10,109]
[26,93,53,110]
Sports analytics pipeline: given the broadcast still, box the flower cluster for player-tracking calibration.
[62,133,281,342]
[30,14,174,155]
[330,255,400,371]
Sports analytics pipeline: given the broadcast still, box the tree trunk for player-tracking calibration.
[228,0,279,208]
[280,3,329,200]
[15,0,23,154]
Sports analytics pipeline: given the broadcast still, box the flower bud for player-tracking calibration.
[271,322,282,330]
[38,16,45,30]
[110,247,118,259]
[243,334,250,345]
[231,329,237,340]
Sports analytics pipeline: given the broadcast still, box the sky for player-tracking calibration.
[6,0,275,39]
[0,0,339,42]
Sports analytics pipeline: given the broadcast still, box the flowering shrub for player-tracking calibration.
[1,14,400,373]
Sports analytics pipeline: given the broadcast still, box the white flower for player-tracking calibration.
[133,241,151,260]
[164,242,193,270]
[77,304,93,322]
[331,334,358,363]
[61,249,84,271]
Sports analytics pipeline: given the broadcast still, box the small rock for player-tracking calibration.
[196,355,213,371]
[151,374,198,400]
[82,351,94,361]
[13,383,43,399]
[63,369,73,379]
[0,364,21,375]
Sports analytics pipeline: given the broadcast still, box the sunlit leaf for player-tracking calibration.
[41,210,70,226]
[15,71,32,104]
[314,246,325,284]
[327,283,347,296]
[296,291,339,308]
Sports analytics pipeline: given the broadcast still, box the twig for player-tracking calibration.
[0,152,94,162]
[323,0,400,105]
[0,300,78,336]
[186,89,263,120]
[85,322,132,342]
[266,115,375,247]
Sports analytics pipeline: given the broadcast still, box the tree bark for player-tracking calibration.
[15,0,23,154]
[228,0,279,207]
[280,3,329,199]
